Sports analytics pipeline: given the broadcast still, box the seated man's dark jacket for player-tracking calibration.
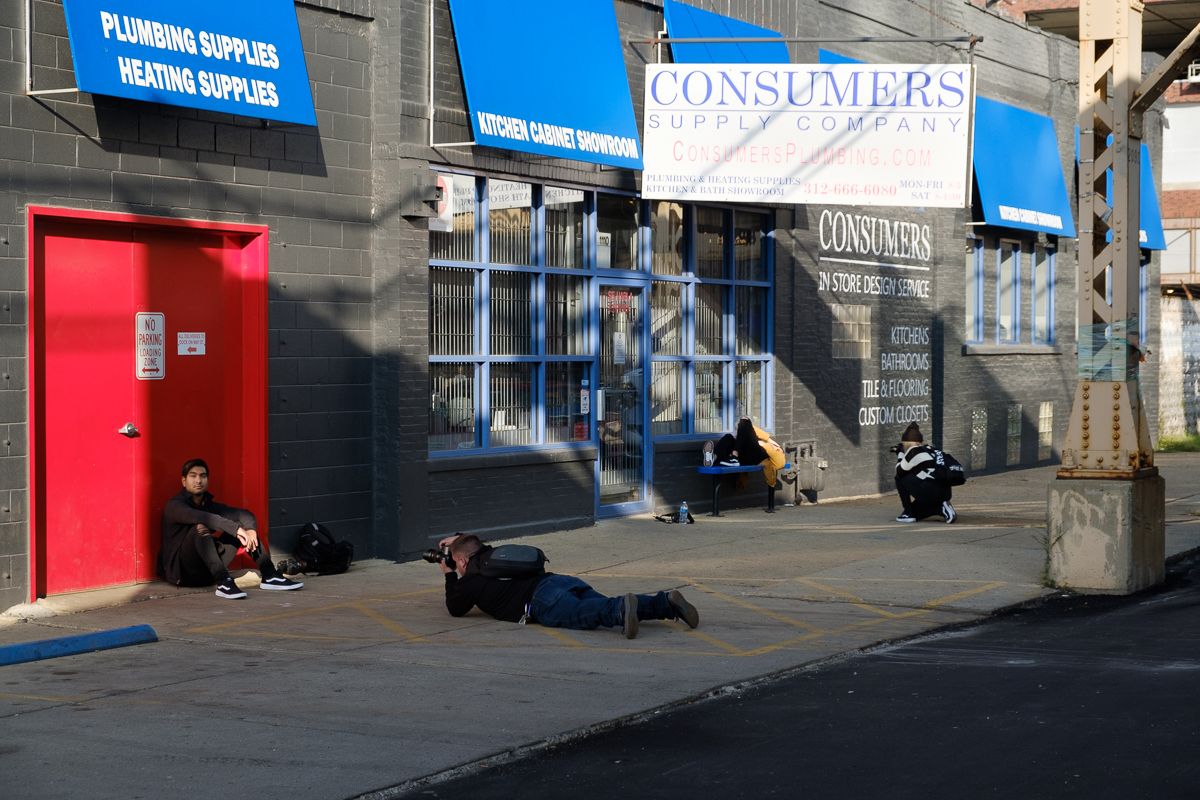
[159,490,257,586]
[444,547,549,622]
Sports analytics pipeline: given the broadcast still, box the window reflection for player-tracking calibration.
[597,194,640,270]
[545,186,584,269]
[489,180,532,266]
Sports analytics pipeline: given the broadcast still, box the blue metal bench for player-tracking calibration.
[697,462,791,516]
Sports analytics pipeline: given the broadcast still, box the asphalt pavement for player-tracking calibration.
[412,554,1200,800]
[2,456,1199,800]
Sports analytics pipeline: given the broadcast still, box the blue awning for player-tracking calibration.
[663,0,789,63]
[973,97,1076,237]
[446,0,641,169]
[1073,129,1167,250]
[1139,143,1167,250]
[818,49,863,64]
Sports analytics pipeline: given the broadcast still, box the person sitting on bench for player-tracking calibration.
[159,459,302,599]
[714,417,786,491]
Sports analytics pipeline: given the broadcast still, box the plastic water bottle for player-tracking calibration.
[679,501,689,524]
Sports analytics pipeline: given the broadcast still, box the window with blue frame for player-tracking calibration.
[965,236,983,343]
[428,172,772,454]
[997,240,1021,343]
[1032,243,1055,344]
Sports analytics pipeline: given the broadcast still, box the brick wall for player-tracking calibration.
[0,0,375,609]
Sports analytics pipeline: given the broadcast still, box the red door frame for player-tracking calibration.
[27,206,269,601]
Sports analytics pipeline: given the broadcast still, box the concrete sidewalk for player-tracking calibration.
[3,455,1200,800]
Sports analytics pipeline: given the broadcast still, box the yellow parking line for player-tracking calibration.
[790,577,921,619]
[661,619,742,655]
[689,581,825,634]
[924,581,1008,608]
[350,602,428,641]
[0,692,89,703]
[536,627,588,648]
[185,587,442,633]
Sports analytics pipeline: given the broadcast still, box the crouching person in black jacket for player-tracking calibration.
[893,423,957,524]
[438,534,700,640]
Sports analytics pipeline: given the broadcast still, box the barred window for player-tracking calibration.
[428,172,773,455]
[489,180,532,266]
[831,304,871,360]
[490,271,533,356]
[430,268,475,356]
[545,187,584,269]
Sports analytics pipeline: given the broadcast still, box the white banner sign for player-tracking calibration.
[642,64,973,207]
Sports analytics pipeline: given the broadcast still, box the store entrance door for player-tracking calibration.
[30,209,268,599]
[597,285,645,511]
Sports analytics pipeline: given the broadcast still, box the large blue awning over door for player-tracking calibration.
[446,0,641,169]
[973,97,1077,237]
[662,0,789,63]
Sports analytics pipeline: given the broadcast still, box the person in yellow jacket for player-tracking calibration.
[715,417,786,490]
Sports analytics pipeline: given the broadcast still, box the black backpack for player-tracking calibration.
[479,544,548,580]
[934,450,967,487]
[293,523,355,575]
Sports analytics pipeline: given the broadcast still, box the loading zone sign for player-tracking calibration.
[136,312,165,380]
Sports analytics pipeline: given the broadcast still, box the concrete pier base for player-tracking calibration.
[1046,477,1166,594]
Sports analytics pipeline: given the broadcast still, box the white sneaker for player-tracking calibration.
[260,575,304,591]
[943,501,957,524]
[895,514,917,523]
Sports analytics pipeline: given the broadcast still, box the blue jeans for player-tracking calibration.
[530,575,674,630]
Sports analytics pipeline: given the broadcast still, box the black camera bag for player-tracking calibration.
[479,544,548,580]
[294,522,355,575]
[933,450,967,487]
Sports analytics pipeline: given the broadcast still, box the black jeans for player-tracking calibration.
[177,525,277,586]
[895,475,951,520]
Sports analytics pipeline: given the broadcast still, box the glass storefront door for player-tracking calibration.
[598,285,645,508]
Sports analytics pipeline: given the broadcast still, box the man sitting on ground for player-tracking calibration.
[894,423,956,524]
[437,534,699,639]
[160,459,302,598]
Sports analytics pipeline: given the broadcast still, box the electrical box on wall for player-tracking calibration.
[400,168,444,218]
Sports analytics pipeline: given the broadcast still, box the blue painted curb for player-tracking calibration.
[0,625,158,667]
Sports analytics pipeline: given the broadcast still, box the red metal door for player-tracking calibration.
[31,209,268,598]
[40,225,138,593]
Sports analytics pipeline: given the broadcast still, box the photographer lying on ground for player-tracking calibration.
[434,534,700,639]
[893,422,957,524]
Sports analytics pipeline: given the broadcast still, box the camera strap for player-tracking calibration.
[518,603,532,625]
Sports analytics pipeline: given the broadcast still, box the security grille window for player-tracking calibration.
[427,172,773,453]
[1007,403,1022,466]
[831,304,871,359]
[971,407,988,472]
[597,194,639,270]
[997,241,1020,343]
[650,361,683,436]
[1038,401,1054,461]
[430,362,477,451]
[651,201,685,276]
[429,174,476,261]
[489,180,532,266]
[1032,244,1055,344]
[545,187,585,269]
[429,268,475,355]
[965,237,982,343]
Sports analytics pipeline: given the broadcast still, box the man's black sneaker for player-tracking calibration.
[942,501,957,524]
[215,577,247,599]
[667,590,699,629]
[719,457,740,466]
[621,593,639,639]
[260,575,304,591]
[895,514,917,523]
